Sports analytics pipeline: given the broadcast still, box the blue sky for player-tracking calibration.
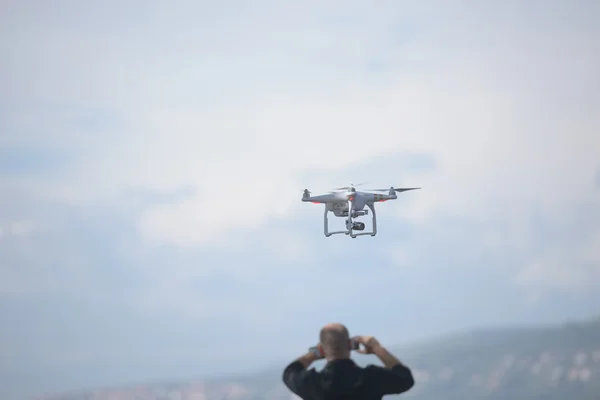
[1,0,600,398]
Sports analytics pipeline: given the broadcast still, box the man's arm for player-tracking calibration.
[353,336,415,395]
[371,345,415,395]
[374,345,402,368]
[282,352,319,398]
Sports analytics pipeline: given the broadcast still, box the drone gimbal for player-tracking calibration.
[324,200,377,239]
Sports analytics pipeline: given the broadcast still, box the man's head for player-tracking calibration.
[319,323,352,360]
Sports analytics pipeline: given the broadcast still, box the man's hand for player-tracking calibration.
[352,336,382,354]
[352,336,402,368]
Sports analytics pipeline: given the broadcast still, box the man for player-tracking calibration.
[282,323,414,399]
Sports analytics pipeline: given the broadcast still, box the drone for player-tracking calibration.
[302,183,420,238]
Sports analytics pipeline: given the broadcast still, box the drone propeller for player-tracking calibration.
[332,182,368,191]
[365,187,421,193]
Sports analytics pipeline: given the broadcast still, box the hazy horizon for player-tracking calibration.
[2,0,599,399]
[29,314,600,397]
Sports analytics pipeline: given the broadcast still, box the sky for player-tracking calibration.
[1,0,600,398]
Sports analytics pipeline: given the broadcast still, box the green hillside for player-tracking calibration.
[388,317,600,399]
[40,316,600,400]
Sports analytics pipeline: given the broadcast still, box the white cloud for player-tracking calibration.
[516,229,600,292]
[0,220,43,238]
[0,0,598,298]
[2,0,598,279]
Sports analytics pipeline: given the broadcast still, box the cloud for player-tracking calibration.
[515,203,600,293]
[1,0,600,398]
[0,220,41,238]
[8,0,597,247]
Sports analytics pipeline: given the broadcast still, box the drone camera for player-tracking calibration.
[352,222,365,231]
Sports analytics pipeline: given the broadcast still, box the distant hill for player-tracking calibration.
[388,316,600,399]
[38,316,600,400]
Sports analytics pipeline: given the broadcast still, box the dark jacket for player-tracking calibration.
[282,358,414,399]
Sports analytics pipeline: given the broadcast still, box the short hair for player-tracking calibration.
[320,323,350,356]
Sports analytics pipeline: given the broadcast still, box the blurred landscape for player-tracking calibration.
[36,315,600,400]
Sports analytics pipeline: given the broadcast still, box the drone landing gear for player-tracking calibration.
[323,203,378,238]
[324,207,347,237]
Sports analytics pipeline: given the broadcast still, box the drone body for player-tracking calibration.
[302,184,420,238]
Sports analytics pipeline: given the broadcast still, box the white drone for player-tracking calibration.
[302,183,420,238]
